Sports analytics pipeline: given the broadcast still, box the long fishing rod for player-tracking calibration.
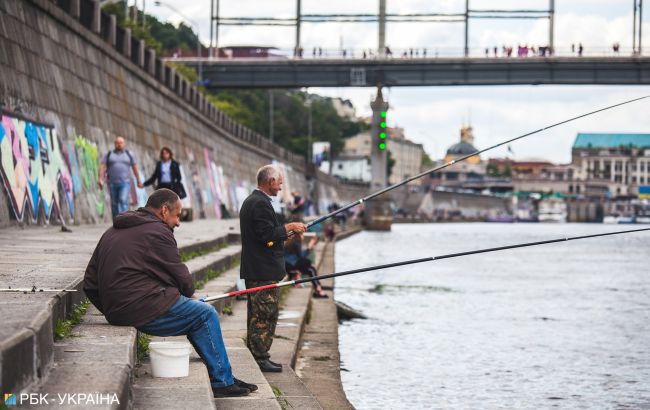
[203,226,650,302]
[0,286,78,293]
[299,95,649,232]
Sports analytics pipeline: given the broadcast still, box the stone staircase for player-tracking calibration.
[3,220,339,409]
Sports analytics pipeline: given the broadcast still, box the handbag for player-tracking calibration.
[175,182,187,199]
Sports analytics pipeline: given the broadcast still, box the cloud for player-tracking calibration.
[148,1,650,164]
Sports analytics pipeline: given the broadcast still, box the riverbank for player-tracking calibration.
[293,226,361,409]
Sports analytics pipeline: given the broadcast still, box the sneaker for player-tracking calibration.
[235,378,258,392]
[212,384,250,398]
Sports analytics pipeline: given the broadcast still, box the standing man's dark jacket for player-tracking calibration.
[240,190,288,281]
[83,208,194,327]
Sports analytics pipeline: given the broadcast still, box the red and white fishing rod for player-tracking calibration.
[202,227,650,302]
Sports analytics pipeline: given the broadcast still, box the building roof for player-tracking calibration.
[573,133,650,149]
[446,141,478,156]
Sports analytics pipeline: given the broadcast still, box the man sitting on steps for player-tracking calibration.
[83,188,257,398]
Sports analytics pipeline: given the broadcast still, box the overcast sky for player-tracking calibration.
[145,0,650,163]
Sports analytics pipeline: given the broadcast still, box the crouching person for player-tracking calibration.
[83,188,256,398]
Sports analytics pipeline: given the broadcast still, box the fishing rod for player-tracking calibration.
[203,226,650,302]
[297,95,650,233]
[0,286,78,293]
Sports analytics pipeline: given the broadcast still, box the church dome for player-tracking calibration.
[446,141,478,156]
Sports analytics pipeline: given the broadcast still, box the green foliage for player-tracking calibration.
[271,386,283,397]
[137,332,152,363]
[206,90,365,158]
[102,2,367,158]
[54,299,90,340]
[221,305,233,316]
[180,242,227,262]
[421,151,434,168]
[102,1,202,55]
[193,258,239,289]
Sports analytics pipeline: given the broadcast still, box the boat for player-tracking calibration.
[538,197,567,223]
[602,215,619,224]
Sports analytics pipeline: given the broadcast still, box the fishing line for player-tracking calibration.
[204,226,650,301]
[297,95,650,233]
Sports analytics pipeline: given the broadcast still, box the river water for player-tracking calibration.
[335,223,650,409]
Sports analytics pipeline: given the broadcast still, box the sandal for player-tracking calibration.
[313,292,329,299]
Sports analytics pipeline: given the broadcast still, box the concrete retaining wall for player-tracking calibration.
[0,0,321,227]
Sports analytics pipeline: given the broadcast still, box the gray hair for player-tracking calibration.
[146,188,179,210]
[256,164,282,185]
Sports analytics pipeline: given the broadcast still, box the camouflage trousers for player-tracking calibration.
[245,280,280,361]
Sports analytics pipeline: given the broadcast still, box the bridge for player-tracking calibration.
[175,56,650,88]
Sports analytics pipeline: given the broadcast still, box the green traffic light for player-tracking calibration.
[379,142,386,150]
[380,111,387,118]
[379,132,386,139]
[380,121,386,128]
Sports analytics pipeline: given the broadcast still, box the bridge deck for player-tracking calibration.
[174,57,650,88]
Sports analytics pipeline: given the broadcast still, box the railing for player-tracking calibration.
[170,45,645,62]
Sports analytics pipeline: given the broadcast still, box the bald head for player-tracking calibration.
[114,136,126,151]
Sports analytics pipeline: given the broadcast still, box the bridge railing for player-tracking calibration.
[180,45,643,61]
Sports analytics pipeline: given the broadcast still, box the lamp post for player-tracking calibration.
[305,95,312,164]
[154,1,203,84]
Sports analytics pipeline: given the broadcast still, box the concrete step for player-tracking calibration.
[14,236,240,409]
[18,305,135,409]
[132,335,215,410]
[0,219,239,395]
[218,298,281,410]
[131,267,280,410]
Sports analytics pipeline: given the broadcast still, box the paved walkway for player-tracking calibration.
[0,218,239,394]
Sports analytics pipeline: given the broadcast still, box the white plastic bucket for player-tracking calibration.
[149,341,192,378]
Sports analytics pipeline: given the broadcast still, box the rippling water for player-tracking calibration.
[335,223,650,409]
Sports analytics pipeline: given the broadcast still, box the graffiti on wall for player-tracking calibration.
[204,148,222,219]
[0,113,74,222]
[74,135,106,217]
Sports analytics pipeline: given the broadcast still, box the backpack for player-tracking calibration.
[106,149,134,170]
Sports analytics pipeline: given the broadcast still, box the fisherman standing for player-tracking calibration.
[240,165,306,372]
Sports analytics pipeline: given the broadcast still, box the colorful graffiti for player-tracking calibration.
[204,148,222,219]
[0,113,74,222]
[74,135,105,217]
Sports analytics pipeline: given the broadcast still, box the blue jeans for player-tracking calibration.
[109,181,130,218]
[138,296,235,388]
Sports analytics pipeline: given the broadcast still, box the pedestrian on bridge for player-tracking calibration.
[98,136,144,220]
[239,165,307,373]
[83,189,257,397]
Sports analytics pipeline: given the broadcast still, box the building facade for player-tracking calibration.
[336,128,425,184]
[570,133,650,198]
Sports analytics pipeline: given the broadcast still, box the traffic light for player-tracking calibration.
[378,110,387,150]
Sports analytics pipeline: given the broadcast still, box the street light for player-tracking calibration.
[154,1,203,84]
[305,95,312,163]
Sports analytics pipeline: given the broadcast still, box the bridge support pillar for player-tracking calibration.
[364,87,392,231]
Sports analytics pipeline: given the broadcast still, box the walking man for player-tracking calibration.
[98,136,144,219]
[240,165,307,372]
[84,189,256,397]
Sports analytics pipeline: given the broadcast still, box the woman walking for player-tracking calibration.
[144,147,186,199]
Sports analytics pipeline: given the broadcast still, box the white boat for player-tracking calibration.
[636,216,650,224]
[602,215,618,224]
[538,197,567,223]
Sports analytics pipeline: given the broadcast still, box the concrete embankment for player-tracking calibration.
[0,218,361,409]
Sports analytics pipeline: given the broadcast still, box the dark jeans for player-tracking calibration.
[138,296,234,388]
